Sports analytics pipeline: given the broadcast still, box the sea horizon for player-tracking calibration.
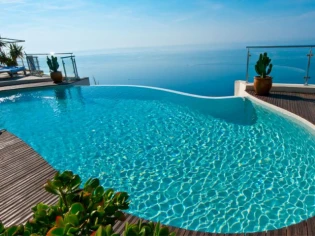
[30,44,315,96]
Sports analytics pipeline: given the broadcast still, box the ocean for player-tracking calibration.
[36,46,315,96]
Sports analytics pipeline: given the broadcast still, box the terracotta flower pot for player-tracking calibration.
[50,71,63,83]
[254,76,272,95]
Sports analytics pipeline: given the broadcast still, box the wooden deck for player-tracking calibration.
[246,91,315,125]
[1,90,315,235]
[0,130,58,226]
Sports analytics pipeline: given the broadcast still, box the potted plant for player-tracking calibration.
[47,55,63,83]
[254,52,273,95]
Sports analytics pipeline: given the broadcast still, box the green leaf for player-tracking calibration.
[95,226,105,236]
[71,175,81,190]
[94,186,104,198]
[66,226,80,235]
[52,180,63,188]
[44,181,59,195]
[114,211,126,221]
[6,226,18,235]
[0,222,4,233]
[103,189,114,200]
[139,226,152,235]
[34,209,47,220]
[84,178,100,192]
[64,215,79,227]
[105,225,113,236]
[95,225,116,236]
[69,203,85,215]
[47,227,65,236]
[158,227,170,236]
[36,203,49,211]
[55,216,64,228]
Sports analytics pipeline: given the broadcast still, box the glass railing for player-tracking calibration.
[22,52,80,81]
[245,45,314,85]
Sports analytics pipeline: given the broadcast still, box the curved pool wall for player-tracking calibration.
[89,85,257,126]
[0,85,315,233]
[245,91,315,135]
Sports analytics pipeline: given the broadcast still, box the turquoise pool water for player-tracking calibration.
[0,86,315,233]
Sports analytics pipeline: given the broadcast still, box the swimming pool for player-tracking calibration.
[0,85,314,233]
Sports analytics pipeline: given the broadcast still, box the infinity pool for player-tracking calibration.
[0,86,315,233]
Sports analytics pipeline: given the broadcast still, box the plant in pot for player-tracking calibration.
[47,55,63,83]
[254,52,273,95]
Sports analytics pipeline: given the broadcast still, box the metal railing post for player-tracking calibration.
[21,58,25,67]
[24,52,30,71]
[62,58,68,82]
[71,56,79,79]
[73,57,79,79]
[246,48,251,83]
[304,47,313,86]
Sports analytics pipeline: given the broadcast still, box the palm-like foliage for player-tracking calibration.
[0,41,6,51]
[0,43,24,66]
[0,51,8,65]
[0,36,6,52]
[9,43,24,62]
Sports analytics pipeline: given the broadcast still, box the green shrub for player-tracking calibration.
[0,171,175,236]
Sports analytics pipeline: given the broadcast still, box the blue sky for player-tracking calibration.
[1,0,315,53]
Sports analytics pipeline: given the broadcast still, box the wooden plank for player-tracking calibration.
[286,220,308,236]
[113,213,134,234]
[0,131,58,226]
[266,228,286,236]
[202,232,226,236]
[307,217,315,236]
[184,229,205,236]
[168,226,184,236]
[246,232,266,236]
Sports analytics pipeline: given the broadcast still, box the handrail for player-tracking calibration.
[247,45,315,49]
[0,37,25,43]
[26,53,73,55]
[60,56,75,59]
[245,45,314,85]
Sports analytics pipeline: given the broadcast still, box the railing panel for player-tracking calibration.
[245,45,314,85]
[23,53,79,80]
